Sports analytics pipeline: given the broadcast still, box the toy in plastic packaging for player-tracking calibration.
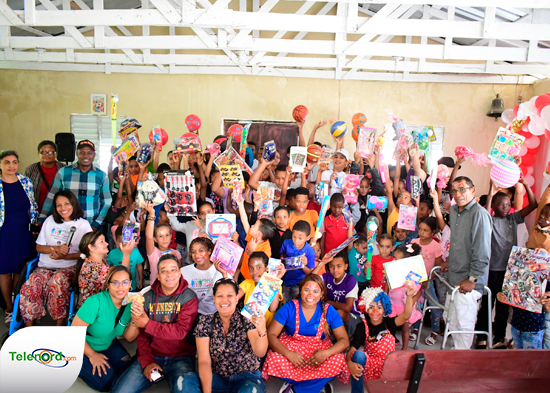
[342,204,352,224]
[205,143,221,156]
[113,134,140,164]
[501,246,550,313]
[241,122,252,159]
[174,132,202,153]
[367,196,388,211]
[283,256,304,271]
[405,271,423,288]
[232,180,244,204]
[398,204,417,231]
[488,127,526,162]
[214,147,253,176]
[137,173,167,207]
[242,273,282,319]
[149,125,168,151]
[165,170,197,216]
[343,174,361,204]
[263,140,277,162]
[268,258,282,276]
[206,214,236,242]
[219,164,244,189]
[314,182,328,205]
[290,146,307,173]
[119,117,142,139]
[254,186,275,218]
[357,127,377,158]
[383,255,427,290]
[393,134,412,161]
[311,195,330,246]
[322,236,359,263]
[122,220,139,244]
[137,143,153,164]
[319,147,333,166]
[211,235,244,277]
[411,128,430,153]
[385,109,406,141]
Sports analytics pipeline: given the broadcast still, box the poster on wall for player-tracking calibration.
[91,94,107,115]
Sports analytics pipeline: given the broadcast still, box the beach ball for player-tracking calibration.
[185,114,201,132]
[331,121,348,139]
[292,105,309,122]
[490,160,521,188]
[307,144,322,164]
[352,113,367,127]
[228,124,244,143]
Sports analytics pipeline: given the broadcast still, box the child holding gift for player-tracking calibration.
[347,234,370,294]
[320,193,354,256]
[269,206,292,259]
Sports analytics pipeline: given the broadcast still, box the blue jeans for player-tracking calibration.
[350,350,366,393]
[544,313,550,350]
[111,355,200,393]
[427,281,441,332]
[511,326,544,349]
[212,370,265,393]
[79,339,132,392]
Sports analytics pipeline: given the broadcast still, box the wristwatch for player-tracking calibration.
[468,276,477,283]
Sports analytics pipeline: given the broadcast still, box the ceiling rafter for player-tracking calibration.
[0,0,548,83]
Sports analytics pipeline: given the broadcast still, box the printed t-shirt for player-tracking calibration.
[370,255,393,289]
[240,279,283,326]
[350,316,397,346]
[77,290,132,351]
[107,248,144,291]
[289,210,319,238]
[241,233,272,280]
[323,214,349,255]
[411,238,443,274]
[181,263,225,315]
[348,245,370,282]
[274,299,343,340]
[36,216,92,269]
[280,239,316,286]
[322,272,359,314]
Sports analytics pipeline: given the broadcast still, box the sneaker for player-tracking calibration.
[4,311,12,327]
[279,382,295,393]
[320,382,334,393]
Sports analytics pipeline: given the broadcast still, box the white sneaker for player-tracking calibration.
[279,381,295,393]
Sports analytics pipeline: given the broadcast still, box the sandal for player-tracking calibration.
[425,331,438,346]
[409,329,418,341]
[475,340,487,349]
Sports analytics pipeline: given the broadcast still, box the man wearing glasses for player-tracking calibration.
[443,176,491,349]
[24,140,65,211]
[39,140,112,232]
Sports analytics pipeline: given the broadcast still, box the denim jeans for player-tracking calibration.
[211,370,266,393]
[111,355,200,393]
[427,281,441,332]
[544,313,550,350]
[511,326,544,349]
[350,350,366,393]
[79,339,131,392]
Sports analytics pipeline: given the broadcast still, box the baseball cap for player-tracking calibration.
[77,140,95,151]
[335,149,349,161]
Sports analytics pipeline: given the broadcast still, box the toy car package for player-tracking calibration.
[241,273,282,319]
[165,170,197,216]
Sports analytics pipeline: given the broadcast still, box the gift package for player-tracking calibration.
[242,273,282,319]
[165,171,197,216]
[211,235,244,277]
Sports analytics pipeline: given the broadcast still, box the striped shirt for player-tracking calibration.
[39,163,112,229]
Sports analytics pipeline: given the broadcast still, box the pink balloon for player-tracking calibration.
[524,175,535,188]
[519,145,528,156]
[529,116,546,136]
[545,128,550,141]
[546,117,550,131]
[527,166,534,175]
[525,135,541,149]
[541,105,550,120]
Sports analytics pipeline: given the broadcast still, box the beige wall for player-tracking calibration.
[0,69,535,192]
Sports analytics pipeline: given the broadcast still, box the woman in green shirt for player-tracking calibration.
[72,265,140,392]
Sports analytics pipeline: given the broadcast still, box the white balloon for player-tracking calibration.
[530,95,539,104]
[501,108,515,124]
[529,116,546,136]
[527,166,534,175]
[525,135,541,149]
[546,117,550,132]
[540,105,550,120]
[519,145,528,156]
[525,175,535,188]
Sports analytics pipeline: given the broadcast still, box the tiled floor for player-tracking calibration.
[1,308,448,393]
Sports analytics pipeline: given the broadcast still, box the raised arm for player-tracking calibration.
[307,120,329,146]
[248,158,270,191]
[429,190,446,232]
[395,286,418,326]
[518,177,537,218]
[144,201,157,256]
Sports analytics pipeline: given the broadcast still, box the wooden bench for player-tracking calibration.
[366,349,550,393]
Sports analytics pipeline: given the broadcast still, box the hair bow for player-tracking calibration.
[406,244,414,253]
[80,253,87,259]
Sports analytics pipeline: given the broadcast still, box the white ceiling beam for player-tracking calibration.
[24,0,36,25]
[0,59,541,84]
[13,25,52,36]
[0,25,9,47]
[360,1,550,7]
[38,0,93,48]
[194,0,232,24]
[93,0,104,49]
[229,0,279,46]
[483,6,496,37]
[335,1,348,79]
[444,6,454,59]
[418,4,429,72]
[0,2,23,25]
[150,0,182,24]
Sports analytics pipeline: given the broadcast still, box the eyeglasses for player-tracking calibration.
[40,151,56,155]
[110,280,131,288]
[450,187,473,196]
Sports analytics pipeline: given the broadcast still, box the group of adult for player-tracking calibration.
[0,140,111,326]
